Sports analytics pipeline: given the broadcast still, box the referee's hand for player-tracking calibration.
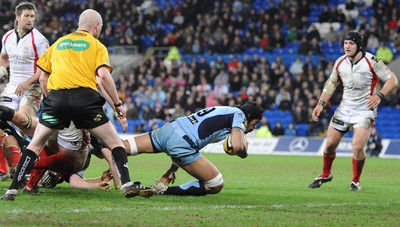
[115,106,128,132]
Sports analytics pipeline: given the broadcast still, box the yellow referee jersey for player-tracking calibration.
[37,30,113,91]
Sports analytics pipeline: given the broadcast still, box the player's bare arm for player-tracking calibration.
[39,71,50,96]
[15,69,41,96]
[313,79,337,121]
[367,74,398,109]
[159,163,179,186]
[231,128,248,158]
[97,66,127,132]
[0,54,9,79]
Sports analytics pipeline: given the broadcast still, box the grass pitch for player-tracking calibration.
[1,153,399,226]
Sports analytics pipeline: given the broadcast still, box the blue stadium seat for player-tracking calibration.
[295,124,308,136]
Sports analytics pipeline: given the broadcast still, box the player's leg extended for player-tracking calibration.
[3,135,21,176]
[7,124,56,190]
[350,127,369,191]
[90,122,131,185]
[321,126,344,177]
[0,131,9,179]
[308,126,343,188]
[159,156,224,196]
[0,105,38,137]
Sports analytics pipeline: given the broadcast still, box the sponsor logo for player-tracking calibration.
[187,115,198,125]
[372,55,380,62]
[57,39,90,51]
[18,156,31,181]
[289,137,309,152]
[94,114,102,122]
[41,113,59,124]
[332,117,344,125]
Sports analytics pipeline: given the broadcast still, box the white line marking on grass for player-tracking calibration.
[6,202,400,214]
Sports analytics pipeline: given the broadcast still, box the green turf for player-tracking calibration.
[1,154,399,226]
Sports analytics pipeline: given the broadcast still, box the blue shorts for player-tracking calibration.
[150,121,201,166]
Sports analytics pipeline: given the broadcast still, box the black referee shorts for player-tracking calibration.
[39,88,109,129]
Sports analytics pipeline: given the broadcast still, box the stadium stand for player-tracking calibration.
[0,0,399,138]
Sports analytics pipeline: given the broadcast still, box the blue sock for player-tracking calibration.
[163,180,207,196]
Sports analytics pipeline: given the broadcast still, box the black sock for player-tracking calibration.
[111,146,131,184]
[9,149,37,189]
[164,180,207,196]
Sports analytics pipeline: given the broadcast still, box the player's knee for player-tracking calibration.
[204,173,224,194]
[352,143,364,153]
[325,143,337,153]
[208,183,224,194]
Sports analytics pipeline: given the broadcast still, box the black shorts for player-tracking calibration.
[39,88,109,129]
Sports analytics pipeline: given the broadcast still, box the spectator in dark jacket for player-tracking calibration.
[366,127,383,157]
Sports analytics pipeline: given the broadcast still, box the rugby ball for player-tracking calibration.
[223,134,235,155]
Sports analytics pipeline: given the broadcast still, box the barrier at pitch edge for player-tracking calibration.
[200,137,400,158]
[119,134,399,158]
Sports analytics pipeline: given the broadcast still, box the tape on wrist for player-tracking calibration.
[377,91,384,99]
[318,99,326,107]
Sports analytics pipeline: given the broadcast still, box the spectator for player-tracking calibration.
[376,42,394,64]
[366,33,379,50]
[325,26,340,43]
[366,127,383,157]
[272,121,285,136]
[278,95,291,111]
[309,37,321,54]
[275,88,291,107]
[298,36,311,55]
[256,117,273,138]
[319,6,332,23]
[293,105,308,123]
[284,123,297,137]
[170,103,185,120]
[306,25,321,41]
[289,57,304,75]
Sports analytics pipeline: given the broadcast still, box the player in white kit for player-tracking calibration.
[0,2,48,180]
[308,31,398,191]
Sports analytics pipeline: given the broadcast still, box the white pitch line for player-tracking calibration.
[5,202,400,215]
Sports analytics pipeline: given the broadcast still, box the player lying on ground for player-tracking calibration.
[1,101,263,196]
[124,101,263,196]
[0,106,147,195]
[27,136,117,191]
[0,107,105,191]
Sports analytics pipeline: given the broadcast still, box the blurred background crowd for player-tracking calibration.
[1,0,400,138]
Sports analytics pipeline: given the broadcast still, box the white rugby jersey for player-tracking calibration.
[1,28,48,86]
[330,52,393,111]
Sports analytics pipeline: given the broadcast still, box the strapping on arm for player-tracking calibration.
[322,79,337,96]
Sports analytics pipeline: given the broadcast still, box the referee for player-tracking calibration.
[1,9,154,200]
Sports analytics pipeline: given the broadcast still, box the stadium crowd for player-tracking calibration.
[0,0,399,136]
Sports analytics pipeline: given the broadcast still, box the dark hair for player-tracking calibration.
[239,101,264,122]
[15,2,36,16]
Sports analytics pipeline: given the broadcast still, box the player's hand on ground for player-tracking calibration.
[312,105,323,121]
[101,168,113,182]
[97,181,111,189]
[160,171,176,186]
[367,94,381,109]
